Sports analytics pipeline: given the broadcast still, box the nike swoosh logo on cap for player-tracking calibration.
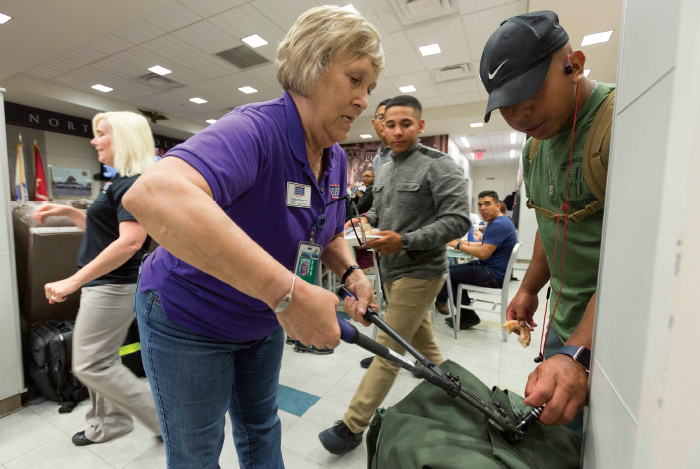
[488,60,508,80]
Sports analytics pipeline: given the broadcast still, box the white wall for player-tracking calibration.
[447,137,475,210]
[471,164,519,204]
[0,91,24,401]
[585,0,700,466]
[5,125,100,201]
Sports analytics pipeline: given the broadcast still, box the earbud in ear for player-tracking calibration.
[564,54,573,75]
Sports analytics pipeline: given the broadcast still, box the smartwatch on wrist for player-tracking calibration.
[556,345,591,372]
[455,242,463,250]
[274,274,296,313]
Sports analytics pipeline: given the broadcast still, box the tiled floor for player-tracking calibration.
[0,266,548,469]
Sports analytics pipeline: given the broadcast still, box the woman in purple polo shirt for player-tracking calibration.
[123,6,383,468]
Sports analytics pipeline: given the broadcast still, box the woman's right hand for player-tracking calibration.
[275,279,341,349]
[32,203,68,224]
[505,289,539,332]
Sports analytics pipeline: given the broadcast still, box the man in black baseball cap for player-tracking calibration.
[480,10,617,441]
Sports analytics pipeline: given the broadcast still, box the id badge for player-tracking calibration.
[295,241,322,285]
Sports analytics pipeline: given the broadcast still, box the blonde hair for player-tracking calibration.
[276,5,385,97]
[92,111,155,177]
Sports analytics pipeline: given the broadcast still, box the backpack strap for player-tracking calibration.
[582,89,615,201]
[526,197,607,224]
[525,89,615,224]
[528,139,540,165]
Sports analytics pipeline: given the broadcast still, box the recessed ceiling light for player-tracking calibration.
[341,4,359,14]
[581,30,614,46]
[510,132,517,144]
[510,149,516,158]
[360,134,372,139]
[399,85,416,93]
[238,86,258,94]
[419,44,441,56]
[190,97,207,104]
[584,69,591,77]
[470,123,483,128]
[149,65,171,75]
[0,12,12,24]
[460,137,470,147]
[206,119,217,124]
[91,84,113,92]
[242,34,268,48]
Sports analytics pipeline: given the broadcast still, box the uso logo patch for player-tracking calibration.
[329,184,340,199]
[102,182,112,193]
[294,185,305,196]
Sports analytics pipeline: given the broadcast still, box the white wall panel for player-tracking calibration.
[615,0,681,111]
[592,70,675,418]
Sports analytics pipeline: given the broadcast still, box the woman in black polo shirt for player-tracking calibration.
[33,111,161,446]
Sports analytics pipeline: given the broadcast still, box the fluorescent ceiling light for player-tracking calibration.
[341,4,359,13]
[419,44,441,56]
[91,84,113,92]
[238,86,258,94]
[470,122,483,128]
[460,137,470,147]
[0,12,12,24]
[584,69,591,77]
[360,134,372,139]
[510,149,516,158]
[149,65,171,75]
[206,119,217,124]
[510,132,517,144]
[581,30,614,46]
[399,85,416,93]
[242,34,268,48]
[190,97,207,104]
[470,152,474,157]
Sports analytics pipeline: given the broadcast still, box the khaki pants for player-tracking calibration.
[72,284,161,442]
[343,276,445,434]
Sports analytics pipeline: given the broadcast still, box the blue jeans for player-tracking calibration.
[135,284,285,469]
[543,329,585,441]
[436,261,503,307]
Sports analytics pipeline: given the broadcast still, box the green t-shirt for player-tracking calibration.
[522,82,615,342]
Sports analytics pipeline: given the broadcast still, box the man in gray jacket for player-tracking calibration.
[320,95,471,455]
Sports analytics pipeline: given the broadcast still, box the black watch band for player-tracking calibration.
[401,234,409,250]
[557,345,591,372]
[341,265,361,284]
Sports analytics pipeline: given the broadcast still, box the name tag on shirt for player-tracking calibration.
[287,182,311,208]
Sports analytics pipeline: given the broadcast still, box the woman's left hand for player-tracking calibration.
[343,270,377,327]
[45,278,81,304]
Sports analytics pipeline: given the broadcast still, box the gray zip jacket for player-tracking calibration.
[366,141,471,283]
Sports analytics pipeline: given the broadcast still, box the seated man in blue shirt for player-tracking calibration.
[436,191,518,330]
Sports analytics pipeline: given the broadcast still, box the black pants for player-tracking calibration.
[436,261,503,308]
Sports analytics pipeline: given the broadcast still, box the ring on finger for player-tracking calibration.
[51,295,56,300]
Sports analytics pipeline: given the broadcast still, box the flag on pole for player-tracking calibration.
[33,143,49,201]
[15,139,29,202]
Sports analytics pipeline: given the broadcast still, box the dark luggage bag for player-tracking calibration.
[29,320,87,413]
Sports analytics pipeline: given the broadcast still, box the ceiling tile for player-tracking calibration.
[108,45,210,85]
[88,33,136,56]
[52,65,159,102]
[368,78,401,111]
[435,77,479,96]
[141,2,203,33]
[142,34,239,79]
[177,0,246,18]
[456,0,478,15]
[171,19,242,54]
[493,0,527,23]
[420,96,447,109]
[387,71,441,99]
[446,91,481,105]
[244,64,284,92]
[208,4,287,63]
[24,65,61,80]
[248,0,320,32]
[406,17,472,70]
[112,18,168,45]
[382,31,426,77]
